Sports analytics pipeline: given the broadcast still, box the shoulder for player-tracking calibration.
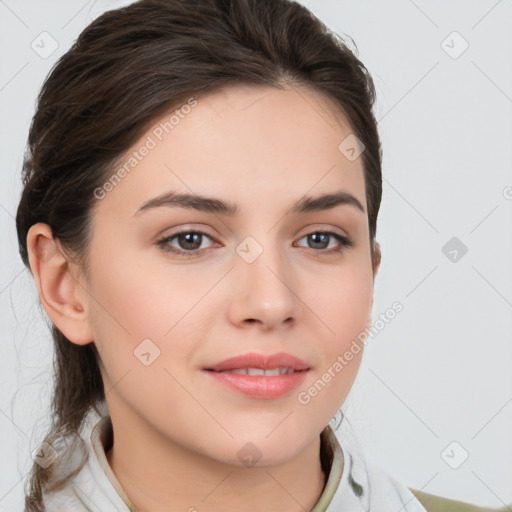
[41,403,131,511]
[361,462,428,511]
[408,488,511,512]
[353,455,509,512]
[43,488,91,512]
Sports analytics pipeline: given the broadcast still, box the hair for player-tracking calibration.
[15,0,382,509]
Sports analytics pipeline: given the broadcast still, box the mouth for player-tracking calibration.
[205,367,305,376]
[202,352,310,399]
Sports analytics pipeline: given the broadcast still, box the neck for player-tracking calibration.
[104,410,328,512]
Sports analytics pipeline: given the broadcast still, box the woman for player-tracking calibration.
[15,0,503,510]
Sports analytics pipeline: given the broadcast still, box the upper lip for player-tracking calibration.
[204,352,310,372]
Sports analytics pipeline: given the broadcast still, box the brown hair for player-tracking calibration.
[15,0,382,509]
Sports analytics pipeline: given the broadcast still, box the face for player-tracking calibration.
[82,83,378,466]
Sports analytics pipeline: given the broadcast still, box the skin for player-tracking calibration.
[27,83,381,512]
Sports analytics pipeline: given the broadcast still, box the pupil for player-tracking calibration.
[310,233,328,249]
[180,233,201,249]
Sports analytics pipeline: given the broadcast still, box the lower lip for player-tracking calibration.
[203,370,309,399]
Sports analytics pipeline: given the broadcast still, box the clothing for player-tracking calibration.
[40,401,427,511]
[408,490,512,512]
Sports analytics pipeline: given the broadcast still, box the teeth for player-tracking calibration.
[222,367,294,376]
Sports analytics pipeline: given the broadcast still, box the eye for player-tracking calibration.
[157,229,354,259]
[295,231,353,254]
[157,230,216,258]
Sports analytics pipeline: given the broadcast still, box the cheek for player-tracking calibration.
[313,263,374,344]
[297,282,370,422]
[86,260,200,415]
[86,245,218,387]
[305,263,373,400]
[88,244,208,338]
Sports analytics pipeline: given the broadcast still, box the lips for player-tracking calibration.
[204,352,310,372]
[203,352,310,399]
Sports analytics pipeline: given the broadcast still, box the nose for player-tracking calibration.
[227,238,298,331]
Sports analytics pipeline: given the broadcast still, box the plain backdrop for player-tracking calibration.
[1,0,511,510]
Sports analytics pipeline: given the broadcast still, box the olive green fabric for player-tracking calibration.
[409,488,512,512]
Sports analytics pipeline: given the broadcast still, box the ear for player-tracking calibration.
[26,223,94,346]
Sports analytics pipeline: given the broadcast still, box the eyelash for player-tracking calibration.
[156,229,354,258]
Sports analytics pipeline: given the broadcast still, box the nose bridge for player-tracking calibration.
[235,230,286,282]
[231,230,297,326]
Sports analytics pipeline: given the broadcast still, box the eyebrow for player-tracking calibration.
[134,190,365,217]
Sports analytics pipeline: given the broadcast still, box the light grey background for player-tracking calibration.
[1,0,511,510]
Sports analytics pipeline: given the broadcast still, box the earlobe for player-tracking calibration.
[26,223,94,346]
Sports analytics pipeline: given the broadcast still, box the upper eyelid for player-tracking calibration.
[160,223,349,238]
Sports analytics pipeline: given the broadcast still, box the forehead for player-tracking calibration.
[94,83,366,218]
